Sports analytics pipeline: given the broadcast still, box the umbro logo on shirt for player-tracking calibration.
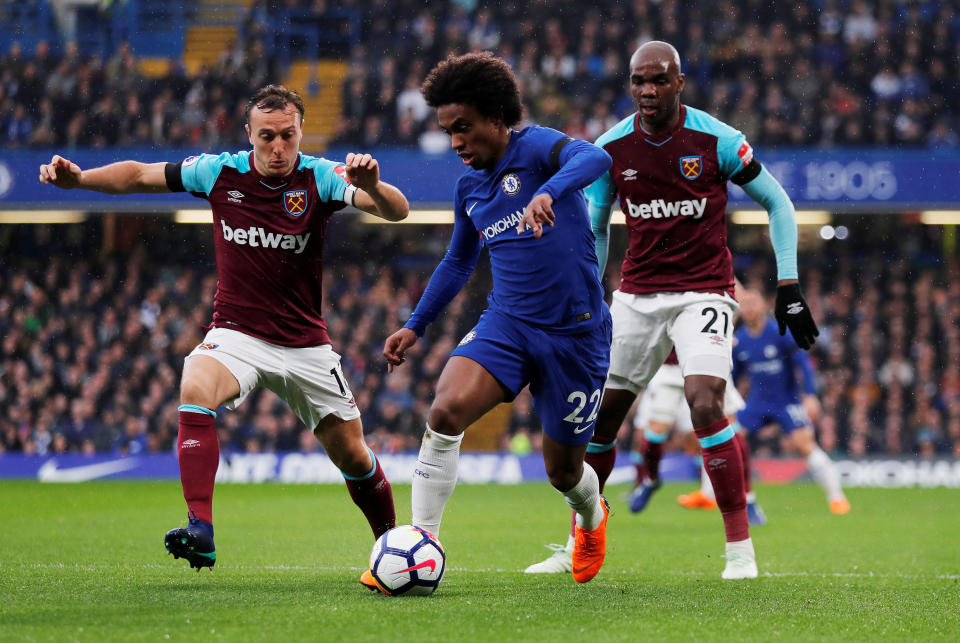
[227,190,244,203]
[621,168,638,181]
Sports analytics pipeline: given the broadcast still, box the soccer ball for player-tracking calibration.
[369,525,445,596]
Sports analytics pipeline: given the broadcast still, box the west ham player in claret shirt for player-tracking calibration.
[527,41,819,580]
[382,52,615,584]
[40,85,408,584]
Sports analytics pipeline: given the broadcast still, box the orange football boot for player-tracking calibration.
[360,569,389,594]
[829,498,851,515]
[572,496,610,583]
[676,489,718,510]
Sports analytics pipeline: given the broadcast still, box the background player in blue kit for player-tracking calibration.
[383,52,614,583]
[735,289,849,514]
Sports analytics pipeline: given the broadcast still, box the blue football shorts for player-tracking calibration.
[451,307,612,446]
[737,398,810,435]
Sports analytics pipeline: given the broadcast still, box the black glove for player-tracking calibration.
[774,283,819,350]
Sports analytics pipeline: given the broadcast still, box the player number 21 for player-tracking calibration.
[701,306,730,335]
[563,389,601,423]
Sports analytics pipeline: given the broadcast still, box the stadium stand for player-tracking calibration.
[1,1,958,458]
[1,215,958,458]
[2,1,959,149]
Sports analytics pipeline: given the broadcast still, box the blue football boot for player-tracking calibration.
[746,501,768,526]
[628,478,661,513]
[165,517,216,571]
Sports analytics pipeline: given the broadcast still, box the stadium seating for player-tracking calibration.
[1,1,959,457]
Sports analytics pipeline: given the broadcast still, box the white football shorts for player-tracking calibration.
[606,289,739,394]
[634,363,746,434]
[186,327,360,428]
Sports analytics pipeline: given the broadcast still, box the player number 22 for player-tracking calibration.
[564,389,601,423]
[701,306,730,335]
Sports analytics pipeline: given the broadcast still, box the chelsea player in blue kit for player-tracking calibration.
[383,52,614,583]
[734,289,849,514]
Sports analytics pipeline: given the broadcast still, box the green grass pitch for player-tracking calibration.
[1,480,958,641]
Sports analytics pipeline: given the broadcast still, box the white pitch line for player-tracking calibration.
[12,563,960,580]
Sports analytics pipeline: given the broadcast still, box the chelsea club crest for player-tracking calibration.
[501,173,521,196]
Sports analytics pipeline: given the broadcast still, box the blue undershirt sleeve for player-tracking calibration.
[589,202,613,274]
[534,139,612,203]
[740,166,798,281]
[403,210,481,336]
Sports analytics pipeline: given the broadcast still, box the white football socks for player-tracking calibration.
[411,425,463,537]
[562,462,605,531]
[807,447,845,502]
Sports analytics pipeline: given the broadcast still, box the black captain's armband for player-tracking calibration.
[165,162,185,192]
[549,137,573,171]
[731,158,762,186]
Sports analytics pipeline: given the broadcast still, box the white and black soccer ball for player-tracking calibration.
[369,525,445,596]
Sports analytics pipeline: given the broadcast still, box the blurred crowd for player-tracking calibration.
[2,0,960,149]
[1,216,958,459]
[729,219,960,459]
[0,217,487,458]
[332,0,960,149]
[0,37,275,149]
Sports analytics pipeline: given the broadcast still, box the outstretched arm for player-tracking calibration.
[343,152,409,222]
[740,165,819,349]
[740,166,797,284]
[39,155,170,194]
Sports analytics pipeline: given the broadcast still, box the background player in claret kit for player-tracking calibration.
[382,52,615,584]
[526,40,818,580]
[734,289,850,515]
[39,85,408,579]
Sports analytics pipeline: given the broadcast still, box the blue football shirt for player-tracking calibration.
[406,126,610,335]
[733,318,817,404]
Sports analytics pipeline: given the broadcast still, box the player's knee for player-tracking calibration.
[332,444,373,478]
[687,390,724,427]
[179,377,216,410]
[426,401,468,437]
[545,463,581,492]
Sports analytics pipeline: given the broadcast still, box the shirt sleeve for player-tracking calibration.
[716,126,756,183]
[311,158,357,206]
[583,155,617,209]
[589,202,613,275]
[534,137,612,203]
[740,166,798,281]
[180,153,231,196]
[403,190,482,336]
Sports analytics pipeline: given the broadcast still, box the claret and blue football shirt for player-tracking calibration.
[166,151,356,347]
[586,105,761,296]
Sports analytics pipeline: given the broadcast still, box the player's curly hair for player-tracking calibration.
[421,52,523,127]
[245,85,305,123]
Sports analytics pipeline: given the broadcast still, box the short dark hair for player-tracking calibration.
[245,85,305,123]
[421,52,523,127]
